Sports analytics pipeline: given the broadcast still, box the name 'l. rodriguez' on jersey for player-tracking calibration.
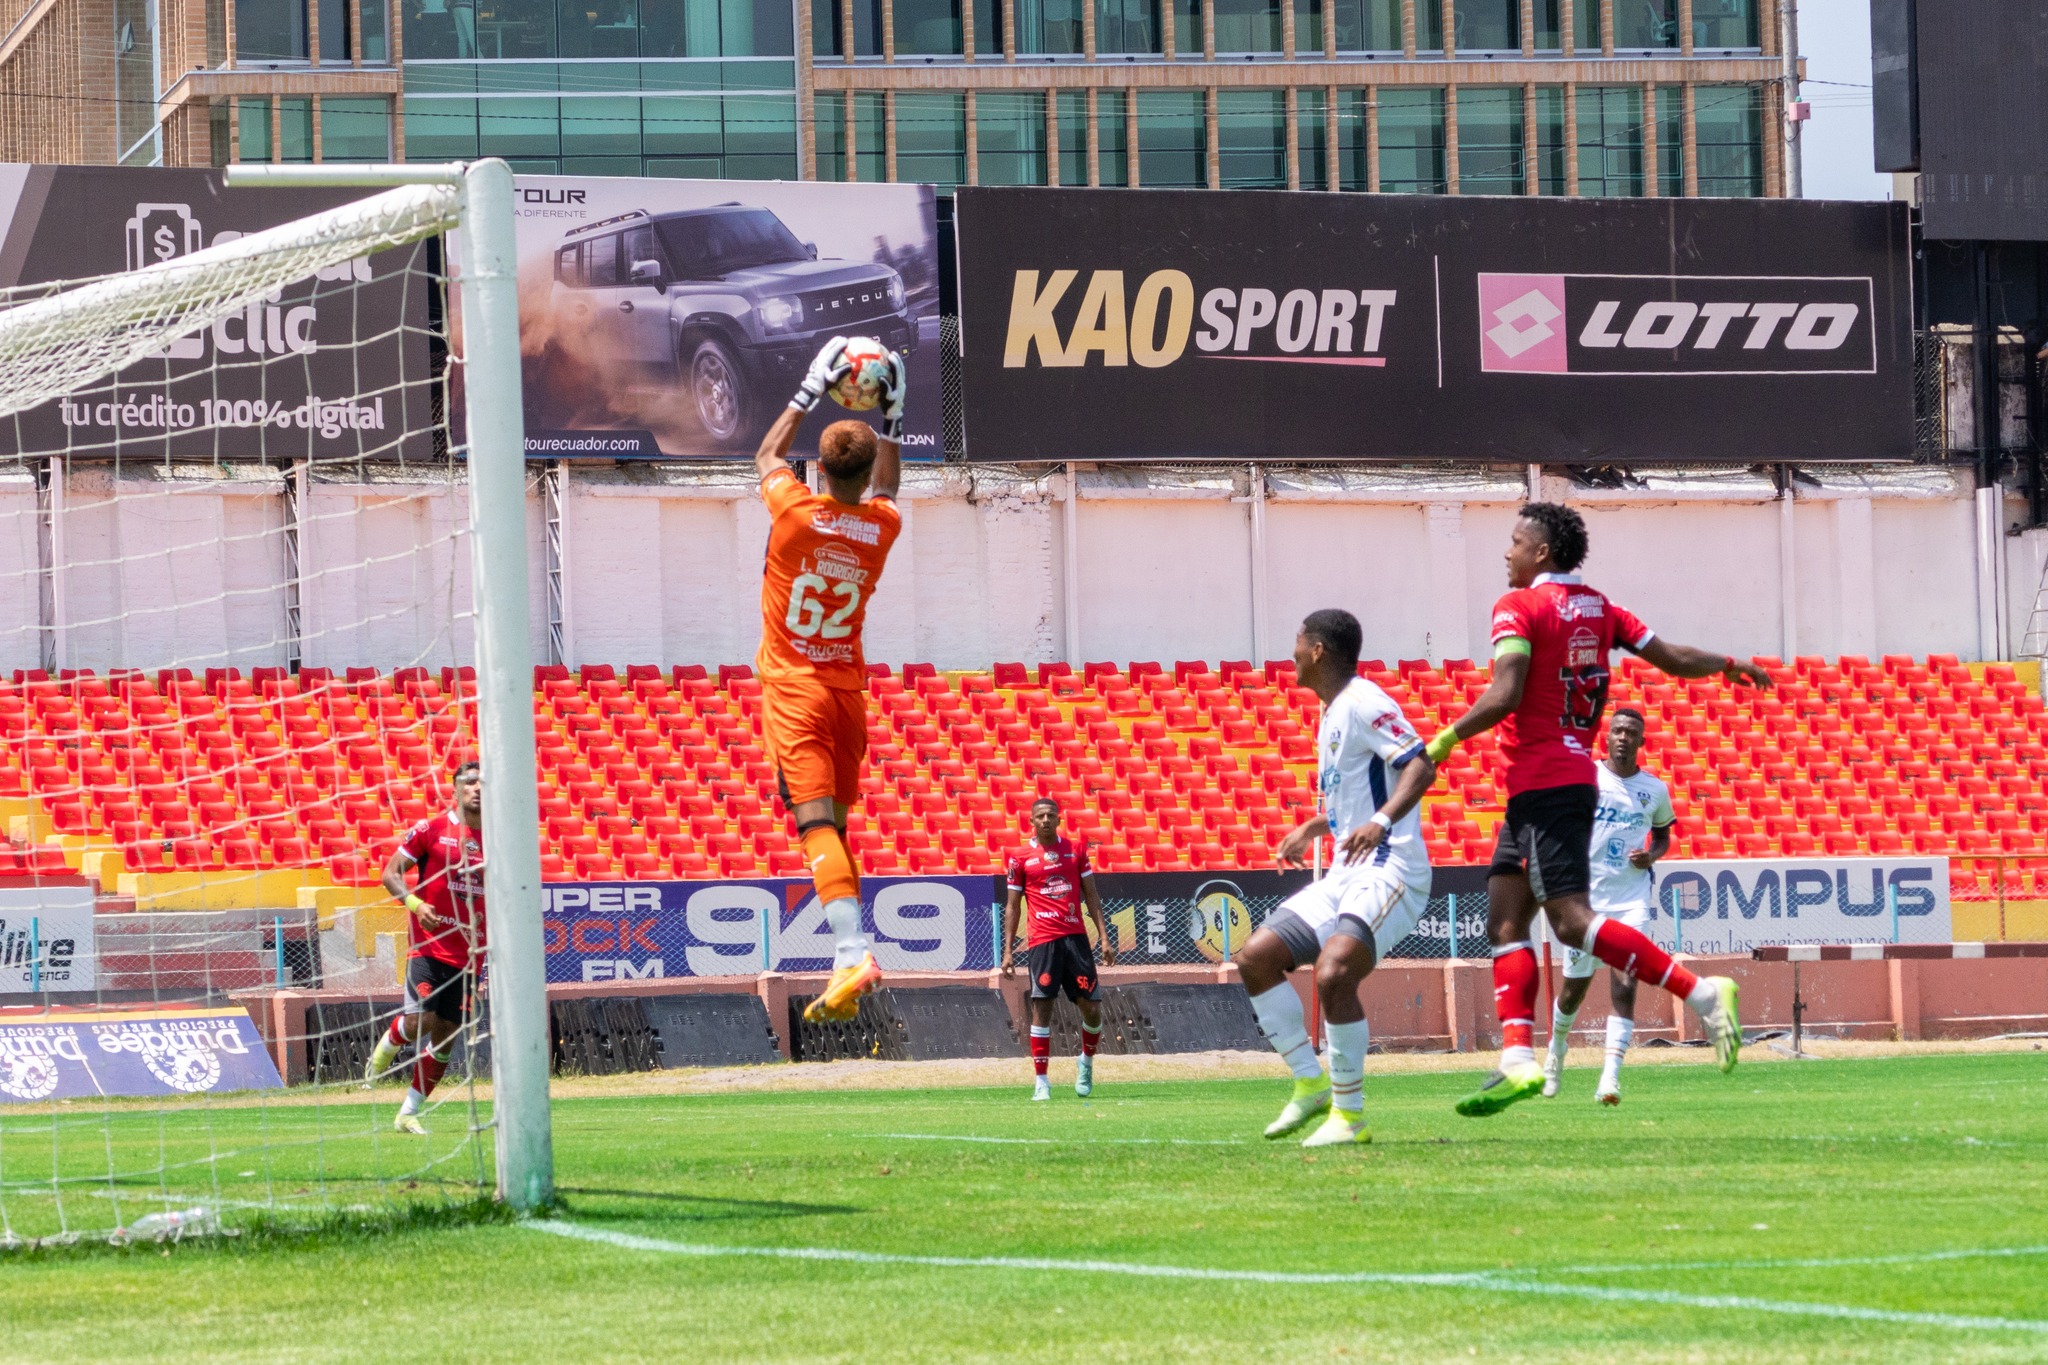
[1489,572,1655,797]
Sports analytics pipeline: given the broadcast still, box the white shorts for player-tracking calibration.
[1264,863,1430,969]
[1562,898,1652,979]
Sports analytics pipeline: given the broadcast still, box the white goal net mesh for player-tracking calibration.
[0,176,507,1246]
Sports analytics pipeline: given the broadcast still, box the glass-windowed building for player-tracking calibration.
[0,0,1782,196]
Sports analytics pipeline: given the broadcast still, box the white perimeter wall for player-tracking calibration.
[8,461,2045,676]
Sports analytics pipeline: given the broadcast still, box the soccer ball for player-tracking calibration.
[829,337,895,412]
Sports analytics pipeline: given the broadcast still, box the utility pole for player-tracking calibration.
[1781,0,1804,197]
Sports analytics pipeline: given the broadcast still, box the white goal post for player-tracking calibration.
[0,158,552,1215]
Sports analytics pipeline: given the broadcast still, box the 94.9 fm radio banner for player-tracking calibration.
[954,188,1914,464]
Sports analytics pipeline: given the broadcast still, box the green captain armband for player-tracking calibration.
[1493,636,1531,659]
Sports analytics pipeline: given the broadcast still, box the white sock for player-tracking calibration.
[1325,1018,1369,1114]
[1248,983,1324,1082]
[1502,1044,1536,1070]
[824,896,871,970]
[1547,1004,1578,1066]
[1685,977,1719,1015]
[399,1088,424,1117]
[1601,1015,1634,1088]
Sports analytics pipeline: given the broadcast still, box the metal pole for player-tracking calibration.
[274,915,286,987]
[990,901,1002,970]
[1888,880,1899,944]
[1447,892,1459,960]
[1780,0,1801,198]
[761,900,775,973]
[461,157,553,1213]
[29,916,38,994]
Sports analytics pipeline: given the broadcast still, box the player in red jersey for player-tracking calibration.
[1424,503,1771,1116]
[365,761,484,1134]
[1001,799,1115,1101]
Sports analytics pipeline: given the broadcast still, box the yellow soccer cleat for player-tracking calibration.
[394,1112,428,1136]
[803,952,883,1024]
[1300,1108,1371,1148]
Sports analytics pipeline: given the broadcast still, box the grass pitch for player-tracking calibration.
[1,1049,2044,1362]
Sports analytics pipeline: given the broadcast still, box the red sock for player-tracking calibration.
[386,1018,408,1049]
[1029,1027,1050,1077]
[1587,917,1698,998]
[1080,1023,1100,1058]
[1492,943,1538,1052]
[412,1049,448,1100]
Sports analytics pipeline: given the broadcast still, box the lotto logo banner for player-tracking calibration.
[955,189,1911,462]
[542,876,998,982]
[1649,856,1952,954]
[0,1008,281,1104]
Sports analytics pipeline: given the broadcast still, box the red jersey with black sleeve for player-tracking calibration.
[1489,573,1655,797]
[1006,837,1093,947]
[398,811,486,968]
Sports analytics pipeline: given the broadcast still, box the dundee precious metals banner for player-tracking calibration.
[954,189,1914,463]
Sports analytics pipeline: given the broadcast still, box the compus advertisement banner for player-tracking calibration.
[955,189,1913,463]
[1650,855,1951,952]
[506,176,942,459]
[0,165,434,461]
[0,1008,282,1103]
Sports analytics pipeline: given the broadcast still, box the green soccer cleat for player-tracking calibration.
[1697,975,1742,1073]
[1300,1108,1371,1148]
[1454,1062,1546,1118]
[1263,1076,1331,1140]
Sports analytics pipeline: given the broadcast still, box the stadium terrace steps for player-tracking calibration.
[0,658,2043,914]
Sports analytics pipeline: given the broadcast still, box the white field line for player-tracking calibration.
[864,1133,1249,1147]
[1544,1244,2048,1276]
[526,1221,2048,1336]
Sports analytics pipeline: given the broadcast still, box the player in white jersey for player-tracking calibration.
[1232,609,1438,1147]
[1542,707,1674,1104]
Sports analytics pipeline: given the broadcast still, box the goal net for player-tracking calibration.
[0,166,547,1246]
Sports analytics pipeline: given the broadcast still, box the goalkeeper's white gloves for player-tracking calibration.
[790,336,852,414]
[878,349,909,444]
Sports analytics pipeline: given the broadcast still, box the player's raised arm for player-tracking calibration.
[868,348,907,502]
[1631,636,1773,690]
[756,337,855,484]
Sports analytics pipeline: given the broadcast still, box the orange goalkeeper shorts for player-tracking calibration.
[761,676,868,809]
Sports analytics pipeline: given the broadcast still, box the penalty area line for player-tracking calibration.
[863,1133,1249,1147]
[526,1221,2048,1335]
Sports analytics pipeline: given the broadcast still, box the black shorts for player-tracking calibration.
[1026,934,1099,1002]
[404,954,472,1027]
[1489,783,1598,904]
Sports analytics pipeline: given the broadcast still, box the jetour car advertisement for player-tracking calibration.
[506,176,942,458]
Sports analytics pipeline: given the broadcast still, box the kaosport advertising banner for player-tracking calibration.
[0,165,434,462]
[0,886,96,993]
[542,876,995,982]
[955,189,1913,462]
[0,1008,282,1103]
[508,176,942,458]
[1650,856,1951,953]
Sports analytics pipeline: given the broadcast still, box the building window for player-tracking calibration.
[1416,0,1443,50]
[1379,87,1446,193]
[1018,0,1084,53]
[853,0,886,54]
[360,0,389,61]
[1295,0,1320,53]
[896,92,966,189]
[979,92,1047,184]
[641,0,796,55]
[473,0,557,58]
[479,96,561,158]
[558,0,638,55]
[813,0,842,55]
[1533,84,1565,193]
[564,95,641,157]
[1057,90,1087,185]
[321,97,393,160]
[1327,0,1399,50]
[1695,83,1763,195]
[854,91,885,181]
[1097,0,1161,53]
[1336,87,1367,190]
[1691,0,1757,49]
[1098,89,1129,185]
[895,0,961,55]
[238,97,275,162]
[1576,85,1643,196]
[1217,90,1285,188]
[1172,0,1199,57]
[1457,86,1523,194]
[817,93,847,178]
[1573,0,1597,49]
[280,96,314,161]
[237,0,306,61]
[1297,88,1327,189]
[1532,0,1558,49]
[1655,85,1682,195]
[1213,0,1282,51]
[1137,90,1204,187]
[1453,0,1518,51]
[1612,0,1677,49]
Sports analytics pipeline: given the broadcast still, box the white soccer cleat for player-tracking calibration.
[1541,1052,1563,1099]
[1595,1081,1621,1107]
[1693,975,1743,1073]
[1074,1055,1094,1098]
[1264,1078,1332,1139]
[394,1112,428,1136]
[1300,1108,1371,1148]
[1031,1076,1051,1102]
